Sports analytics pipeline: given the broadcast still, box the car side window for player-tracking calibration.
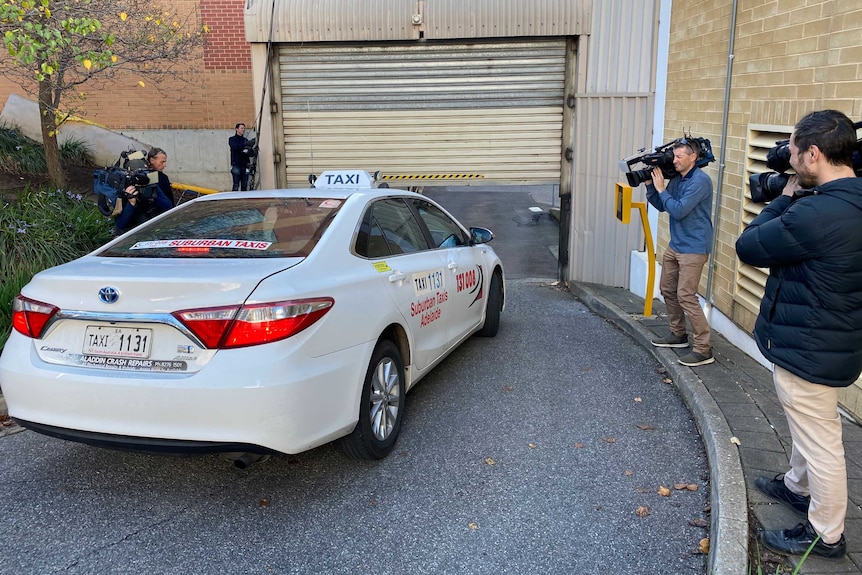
[359,199,430,256]
[411,200,468,248]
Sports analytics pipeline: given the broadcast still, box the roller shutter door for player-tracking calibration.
[278,39,566,186]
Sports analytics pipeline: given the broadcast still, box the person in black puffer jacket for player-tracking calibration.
[736,109,862,560]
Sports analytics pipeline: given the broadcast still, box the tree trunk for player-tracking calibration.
[38,78,66,189]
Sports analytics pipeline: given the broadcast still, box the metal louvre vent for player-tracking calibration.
[735,125,793,314]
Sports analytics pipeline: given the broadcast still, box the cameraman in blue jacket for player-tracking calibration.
[736,109,862,560]
[645,138,715,367]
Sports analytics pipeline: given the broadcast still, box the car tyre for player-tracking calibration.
[476,271,503,337]
[338,340,405,460]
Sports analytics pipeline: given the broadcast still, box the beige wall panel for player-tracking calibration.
[570,95,653,286]
[245,0,591,42]
[567,0,659,286]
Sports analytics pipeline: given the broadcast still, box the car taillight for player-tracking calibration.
[173,298,334,349]
[12,295,60,339]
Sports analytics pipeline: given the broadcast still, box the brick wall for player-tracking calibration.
[664,0,862,415]
[0,0,254,131]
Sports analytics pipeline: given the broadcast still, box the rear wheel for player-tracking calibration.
[338,340,405,460]
[476,271,503,337]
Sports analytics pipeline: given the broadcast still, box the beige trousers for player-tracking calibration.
[659,248,710,354]
[774,365,847,544]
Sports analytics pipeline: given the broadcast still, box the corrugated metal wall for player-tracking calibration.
[245,0,591,42]
[569,0,659,286]
[279,40,566,186]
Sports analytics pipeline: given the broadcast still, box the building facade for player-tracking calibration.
[656,0,862,418]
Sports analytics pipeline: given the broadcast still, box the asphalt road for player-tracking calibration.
[0,278,709,575]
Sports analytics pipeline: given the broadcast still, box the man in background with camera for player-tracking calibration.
[147,147,175,207]
[113,149,173,234]
[645,138,715,367]
[736,109,862,560]
[229,122,253,191]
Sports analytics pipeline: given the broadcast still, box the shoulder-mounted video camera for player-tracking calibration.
[242,138,258,158]
[749,121,862,203]
[620,136,715,187]
[93,149,159,217]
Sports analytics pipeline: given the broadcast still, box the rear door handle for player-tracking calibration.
[447,262,458,271]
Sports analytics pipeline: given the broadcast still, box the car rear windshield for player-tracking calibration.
[97,197,343,258]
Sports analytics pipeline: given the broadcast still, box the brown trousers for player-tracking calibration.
[659,247,710,354]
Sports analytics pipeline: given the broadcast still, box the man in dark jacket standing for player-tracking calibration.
[736,109,862,560]
[229,123,250,191]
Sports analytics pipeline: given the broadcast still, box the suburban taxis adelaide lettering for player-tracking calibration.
[410,269,448,328]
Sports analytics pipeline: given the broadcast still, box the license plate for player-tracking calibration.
[84,326,153,358]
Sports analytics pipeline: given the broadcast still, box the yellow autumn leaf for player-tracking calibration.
[82,59,92,70]
[657,485,671,497]
[111,55,117,63]
[119,11,127,21]
[203,23,210,33]
[730,436,741,446]
[698,538,710,554]
[137,81,146,87]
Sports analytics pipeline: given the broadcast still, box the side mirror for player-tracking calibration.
[470,227,494,245]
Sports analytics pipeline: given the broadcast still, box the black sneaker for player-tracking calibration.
[651,333,689,348]
[754,474,809,517]
[678,350,714,366]
[760,521,846,560]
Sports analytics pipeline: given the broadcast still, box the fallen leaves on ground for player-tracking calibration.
[634,397,642,402]
[697,538,710,554]
[657,486,671,497]
[468,522,479,530]
[604,437,616,443]
[574,442,584,448]
[674,483,699,491]
[689,517,709,528]
[636,506,651,518]
[528,443,537,449]
[502,385,513,392]
[730,436,741,445]
[635,423,654,430]
[484,457,496,466]
[258,499,270,507]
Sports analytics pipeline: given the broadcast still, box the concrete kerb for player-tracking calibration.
[568,282,749,575]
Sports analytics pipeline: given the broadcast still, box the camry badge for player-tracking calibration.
[98,287,120,304]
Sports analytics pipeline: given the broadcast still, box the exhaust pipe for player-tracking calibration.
[221,451,270,469]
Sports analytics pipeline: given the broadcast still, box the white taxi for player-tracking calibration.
[0,170,504,461]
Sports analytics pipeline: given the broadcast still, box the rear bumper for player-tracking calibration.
[0,332,373,455]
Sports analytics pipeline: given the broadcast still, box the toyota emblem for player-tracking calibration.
[98,286,120,304]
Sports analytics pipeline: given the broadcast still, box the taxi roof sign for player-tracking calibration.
[314,170,374,189]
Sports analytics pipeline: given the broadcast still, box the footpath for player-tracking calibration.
[571,281,862,575]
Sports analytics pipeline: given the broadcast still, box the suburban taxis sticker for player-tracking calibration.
[130,239,272,251]
[411,269,447,328]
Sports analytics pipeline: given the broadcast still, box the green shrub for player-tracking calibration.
[0,126,94,174]
[0,187,114,348]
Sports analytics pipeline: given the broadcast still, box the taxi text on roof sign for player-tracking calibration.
[315,170,374,189]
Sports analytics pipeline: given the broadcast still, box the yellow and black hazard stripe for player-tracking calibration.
[377,173,485,181]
